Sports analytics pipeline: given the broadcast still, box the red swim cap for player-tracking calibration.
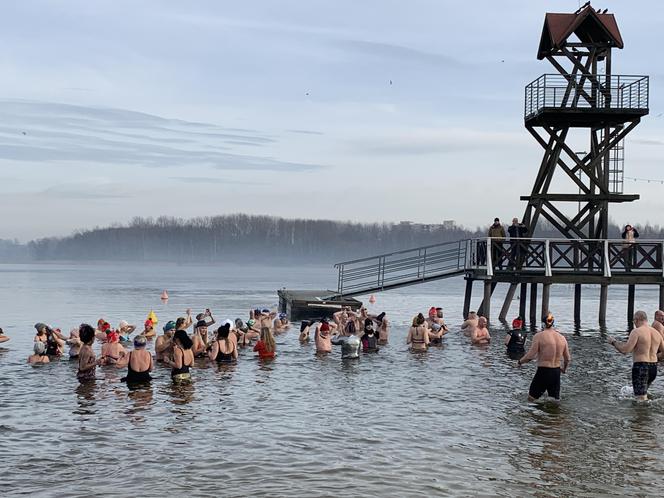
[144,319,153,328]
[320,323,330,332]
[428,307,437,318]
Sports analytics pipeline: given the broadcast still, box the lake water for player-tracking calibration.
[1,262,663,497]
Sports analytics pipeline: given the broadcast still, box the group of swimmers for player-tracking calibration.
[8,304,664,402]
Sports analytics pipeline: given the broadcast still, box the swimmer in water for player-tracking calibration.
[192,317,214,358]
[116,335,153,384]
[299,320,314,342]
[470,317,491,345]
[142,319,157,339]
[517,313,571,402]
[155,321,176,362]
[164,330,194,383]
[331,321,361,359]
[243,319,260,344]
[609,310,664,401]
[505,317,527,359]
[0,327,9,344]
[209,324,238,363]
[461,311,479,337]
[254,327,276,360]
[273,313,290,334]
[315,320,334,354]
[28,341,50,364]
[428,307,449,344]
[77,324,102,383]
[100,330,127,366]
[95,319,111,342]
[361,319,379,353]
[407,314,429,352]
[66,328,81,359]
[375,312,389,345]
[175,310,193,332]
[652,310,664,343]
[117,320,136,342]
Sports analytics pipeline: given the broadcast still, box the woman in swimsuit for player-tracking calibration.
[116,335,153,384]
[192,320,211,358]
[28,341,50,364]
[77,324,102,382]
[100,330,127,365]
[165,330,194,383]
[254,327,276,360]
[406,313,430,352]
[209,324,238,363]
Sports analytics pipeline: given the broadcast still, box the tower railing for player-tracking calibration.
[525,74,649,118]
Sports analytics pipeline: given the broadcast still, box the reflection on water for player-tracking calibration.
[1,262,664,496]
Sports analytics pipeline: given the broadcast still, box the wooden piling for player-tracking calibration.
[573,284,582,327]
[541,283,551,322]
[463,279,473,319]
[529,283,538,326]
[519,283,527,320]
[599,284,608,328]
[499,283,518,321]
[627,284,635,329]
[482,280,492,321]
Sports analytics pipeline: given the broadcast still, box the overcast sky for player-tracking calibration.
[0,0,662,241]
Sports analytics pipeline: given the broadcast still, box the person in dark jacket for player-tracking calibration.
[621,224,640,269]
[508,218,529,269]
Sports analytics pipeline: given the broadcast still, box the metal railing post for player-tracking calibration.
[486,237,493,277]
[604,240,612,278]
[422,248,427,280]
[544,239,552,277]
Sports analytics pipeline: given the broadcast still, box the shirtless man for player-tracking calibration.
[461,311,479,337]
[651,310,664,342]
[470,317,491,345]
[518,313,570,402]
[273,313,291,334]
[299,320,314,342]
[155,321,176,362]
[375,312,389,344]
[315,320,335,354]
[609,310,664,401]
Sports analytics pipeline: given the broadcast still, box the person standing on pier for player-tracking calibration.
[488,218,506,269]
[517,313,570,402]
[608,310,664,401]
[508,218,528,269]
[621,224,640,270]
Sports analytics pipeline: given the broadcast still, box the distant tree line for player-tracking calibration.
[2,215,663,264]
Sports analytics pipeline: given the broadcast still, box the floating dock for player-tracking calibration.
[277,289,362,321]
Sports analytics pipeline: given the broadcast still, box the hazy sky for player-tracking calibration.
[0,0,662,241]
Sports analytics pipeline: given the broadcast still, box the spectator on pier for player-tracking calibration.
[621,224,640,269]
[609,310,663,401]
[488,218,506,269]
[508,218,529,269]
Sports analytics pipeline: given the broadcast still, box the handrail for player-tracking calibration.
[334,238,473,267]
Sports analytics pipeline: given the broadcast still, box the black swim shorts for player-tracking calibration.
[528,367,561,400]
[632,362,658,396]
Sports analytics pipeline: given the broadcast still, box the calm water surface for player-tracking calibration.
[1,262,663,497]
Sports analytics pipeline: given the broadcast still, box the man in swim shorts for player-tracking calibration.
[517,313,571,402]
[651,310,664,343]
[609,310,664,401]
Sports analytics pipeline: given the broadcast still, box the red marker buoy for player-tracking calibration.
[369,295,376,304]
[160,290,169,301]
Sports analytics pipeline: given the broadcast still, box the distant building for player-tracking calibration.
[443,220,455,229]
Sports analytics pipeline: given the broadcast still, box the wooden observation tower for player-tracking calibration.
[323,4,659,330]
[522,2,648,240]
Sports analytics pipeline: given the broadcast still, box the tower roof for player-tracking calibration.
[537,4,623,60]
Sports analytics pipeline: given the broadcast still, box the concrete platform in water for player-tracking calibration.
[277,289,362,321]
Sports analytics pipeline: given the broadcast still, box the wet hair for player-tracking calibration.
[634,310,647,323]
[300,320,310,333]
[34,341,46,355]
[364,318,374,333]
[544,313,555,327]
[260,326,275,353]
[175,317,187,330]
[217,324,231,340]
[416,313,426,326]
[345,321,357,335]
[79,324,95,345]
[235,318,245,330]
[173,329,193,350]
[134,335,147,348]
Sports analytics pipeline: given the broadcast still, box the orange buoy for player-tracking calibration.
[160,290,169,300]
[369,295,376,304]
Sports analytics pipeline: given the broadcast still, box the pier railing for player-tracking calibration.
[334,239,469,296]
[472,238,664,278]
[334,237,664,297]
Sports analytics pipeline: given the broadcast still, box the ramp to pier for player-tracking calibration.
[333,239,471,297]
